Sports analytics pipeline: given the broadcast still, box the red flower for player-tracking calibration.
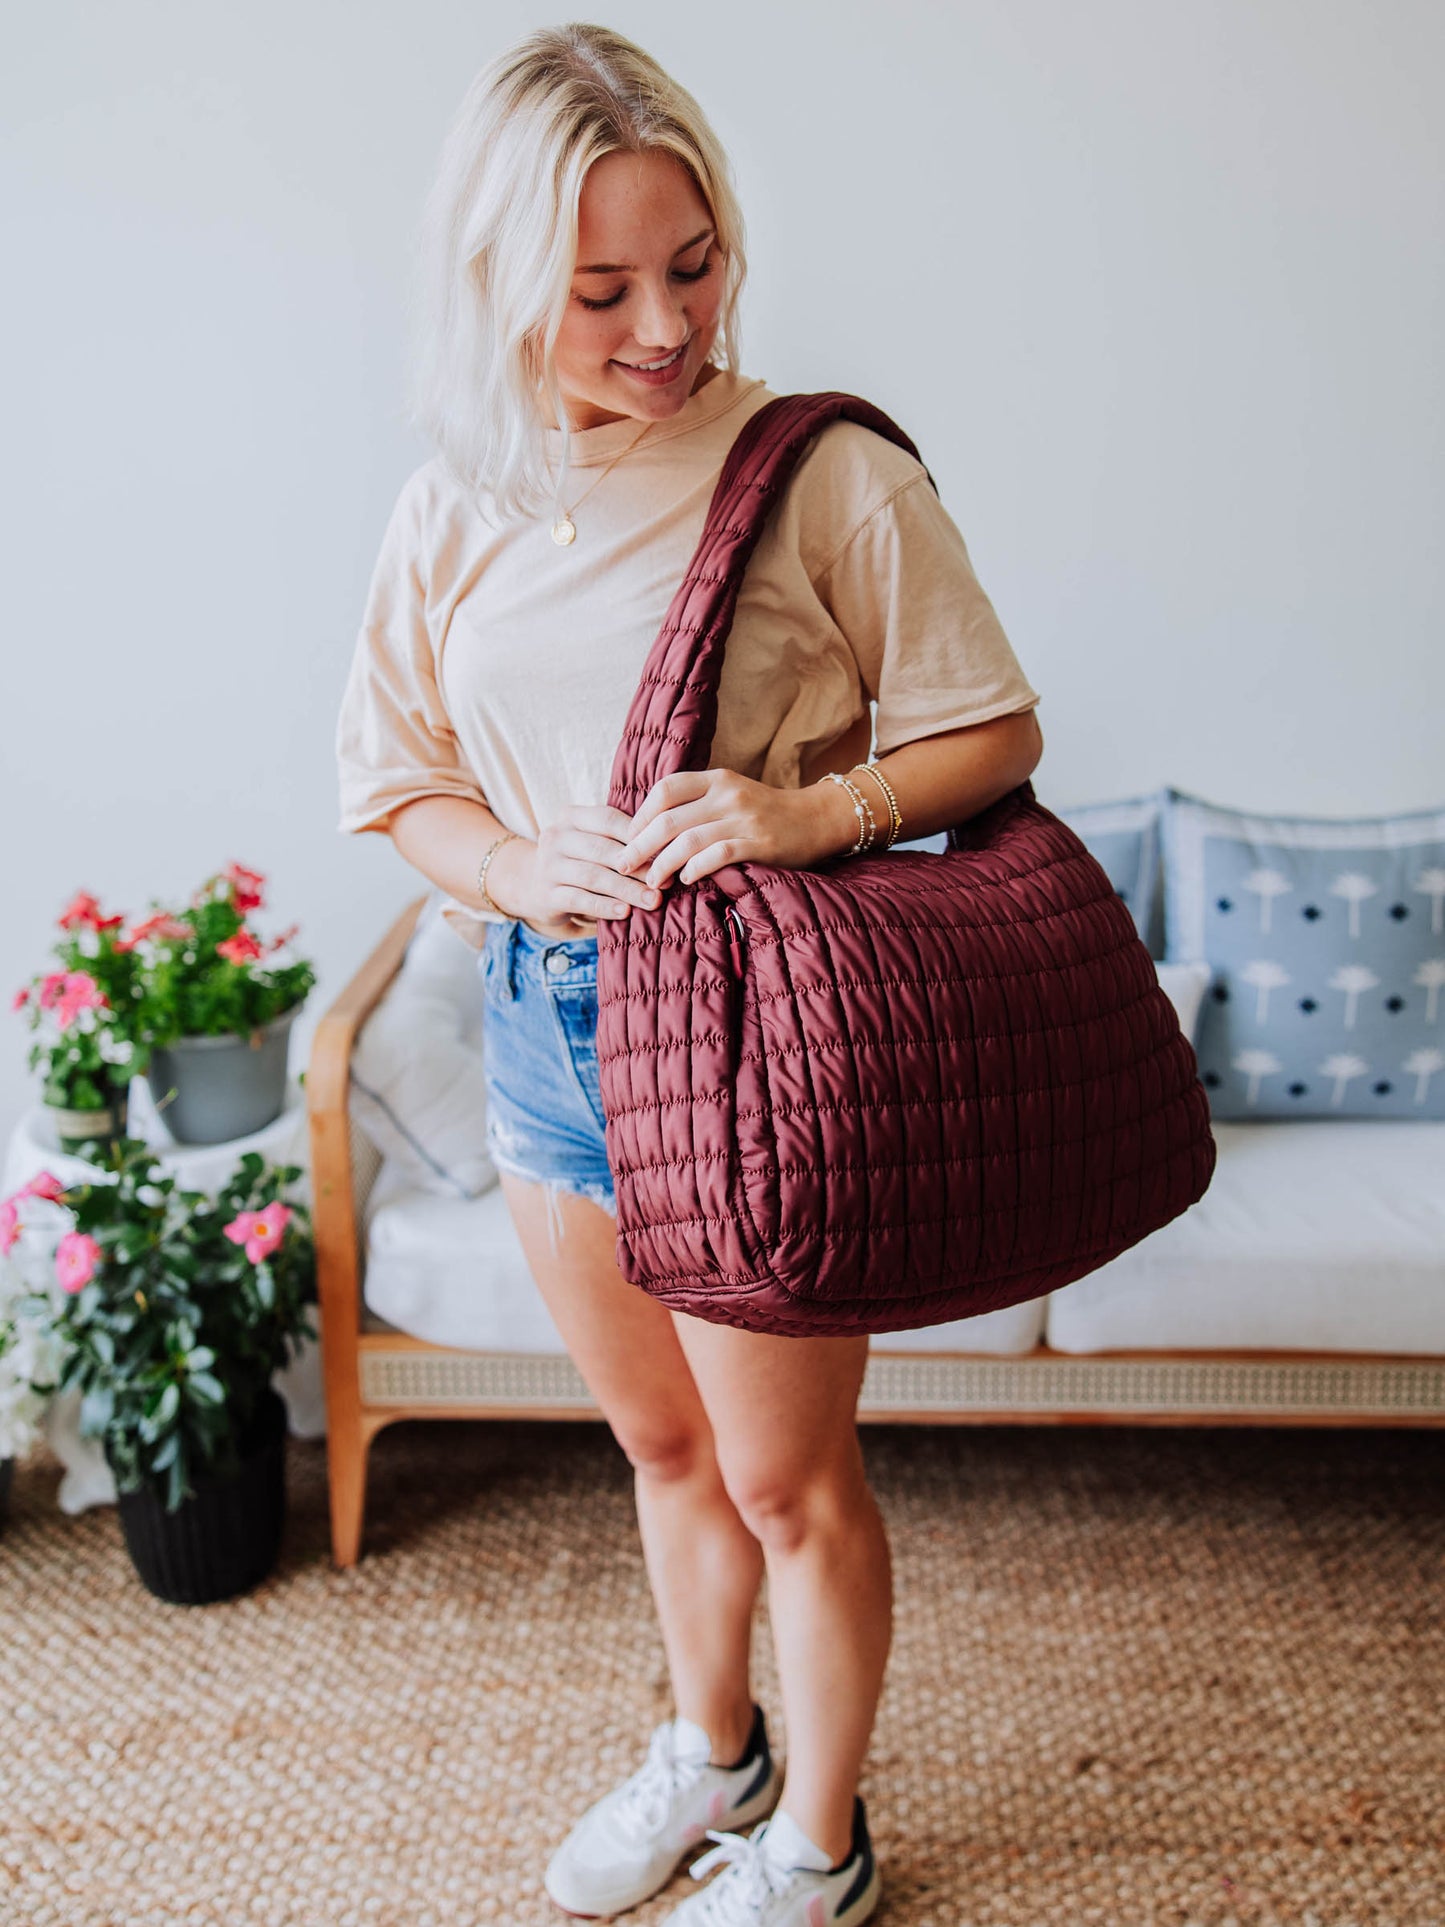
[116,912,191,953]
[217,930,264,966]
[224,862,266,914]
[269,923,300,953]
[12,986,29,1011]
[57,892,104,930]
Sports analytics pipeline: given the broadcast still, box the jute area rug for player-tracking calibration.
[1,1419,1441,1927]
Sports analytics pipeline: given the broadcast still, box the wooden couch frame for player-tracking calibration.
[308,896,1445,1567]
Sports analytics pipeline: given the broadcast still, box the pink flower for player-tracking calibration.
[269,923,300,954]
[224,863,266,915]
[217,930,263,967]
[223,1203,292,1264]
[56,1231,102,1293]
[38,972,68,1010]
[19,1170,67,1203]
[0,1200,19,1256]
[12,985,30,1010]
[54,972,109,1031]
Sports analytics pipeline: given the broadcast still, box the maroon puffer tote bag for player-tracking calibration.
[595,392,1216,1338]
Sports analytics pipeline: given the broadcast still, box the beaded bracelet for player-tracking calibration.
[851,762,903,848]
[476,830,520,914]
[821,771,878,856]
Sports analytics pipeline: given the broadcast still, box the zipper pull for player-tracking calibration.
[723,904,747,975]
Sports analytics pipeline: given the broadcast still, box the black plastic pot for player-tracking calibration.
[110,1385,287,1604]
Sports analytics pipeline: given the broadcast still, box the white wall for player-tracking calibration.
[3,0,1441,1144]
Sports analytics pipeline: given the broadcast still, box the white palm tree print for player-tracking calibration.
[1416,958,1445,1023]
[1330,870,1378,938]
[1328,963,1379,1028]
[1415,867,1445,935]
[1238,959,1291,1023]
[1242,867,1291,933]
[1233,1047,1282,1106]
[1403,1047,1445,1102]
[1319,1052,1369,1107]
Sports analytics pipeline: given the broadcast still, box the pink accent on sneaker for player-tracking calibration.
[707,1788,728,1824]
[806,1897,828,1927]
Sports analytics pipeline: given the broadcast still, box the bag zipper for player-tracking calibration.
[722,903,748,976]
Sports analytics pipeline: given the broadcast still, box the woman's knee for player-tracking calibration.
[717,1437,869,1554]
[613,1410,716,1487]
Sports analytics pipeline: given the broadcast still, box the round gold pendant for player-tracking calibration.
[551,515,576,546]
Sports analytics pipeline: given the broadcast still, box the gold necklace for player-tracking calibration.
[551,417,655,545]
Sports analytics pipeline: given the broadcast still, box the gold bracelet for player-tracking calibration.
[821,771,877,856]
[851,762,903,848]
[476,831,520,914]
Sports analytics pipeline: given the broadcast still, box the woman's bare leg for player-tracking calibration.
[671,1316,891,1864]
[497,1172,762,1760]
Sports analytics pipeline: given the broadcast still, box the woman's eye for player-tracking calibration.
[575,258,715,312]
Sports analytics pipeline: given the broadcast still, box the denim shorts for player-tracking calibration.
[478,917,618,1246]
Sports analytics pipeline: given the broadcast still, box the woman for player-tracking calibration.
[337,24,1043,1926]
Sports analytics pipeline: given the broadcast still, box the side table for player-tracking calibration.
[3,1075,326,1514]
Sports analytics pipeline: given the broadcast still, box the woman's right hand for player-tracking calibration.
[490,803,663,939]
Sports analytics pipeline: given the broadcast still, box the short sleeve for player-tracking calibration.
[814,473,1041,758]
[335,474,491,836]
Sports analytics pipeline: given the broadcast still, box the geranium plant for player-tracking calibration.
[3,1139,317,1512]
[12,893,162,1117]
[129,862,316,1046]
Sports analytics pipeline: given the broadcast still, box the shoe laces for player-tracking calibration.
[610,1721,710,1842]
[686,1824,793,1922]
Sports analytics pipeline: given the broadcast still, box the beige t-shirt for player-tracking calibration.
[336,366,1041,951]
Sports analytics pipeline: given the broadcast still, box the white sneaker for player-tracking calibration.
[544,1706,781,1919]
[664,1800,881,1926]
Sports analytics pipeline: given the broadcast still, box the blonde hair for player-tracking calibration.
[406,23,748,525]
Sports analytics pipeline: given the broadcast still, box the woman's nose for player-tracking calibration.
[631,283,690,353]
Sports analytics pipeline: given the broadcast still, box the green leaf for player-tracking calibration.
[187,1370,225,1405]
[79,1388,114,1436]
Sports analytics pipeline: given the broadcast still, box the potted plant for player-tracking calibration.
[10,1137,316,1603]
[131,862,316,1144]
[12,892,162,1154]
[0,1173,73,1532]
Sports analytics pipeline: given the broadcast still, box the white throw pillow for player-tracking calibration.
[1154,958,1213,1046]
[348,891,498,1198]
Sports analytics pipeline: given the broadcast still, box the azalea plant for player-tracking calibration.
[0,1174,72,1462]
[12,892,162,1117]
[0,1139,316,1511]
[125,861,316,1046]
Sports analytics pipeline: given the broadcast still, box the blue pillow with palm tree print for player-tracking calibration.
[1161,787,1445,1119]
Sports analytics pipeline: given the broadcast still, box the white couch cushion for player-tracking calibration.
[361,1155,1046,1355]
[1046,1119,1445,1354]
[349,892,498,1198]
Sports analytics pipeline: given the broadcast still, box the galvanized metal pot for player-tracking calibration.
[144,1005,300,1145]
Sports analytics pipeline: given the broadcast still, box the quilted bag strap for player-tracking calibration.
[606,391,936,812]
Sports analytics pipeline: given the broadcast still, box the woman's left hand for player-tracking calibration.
[615,768,849,891]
